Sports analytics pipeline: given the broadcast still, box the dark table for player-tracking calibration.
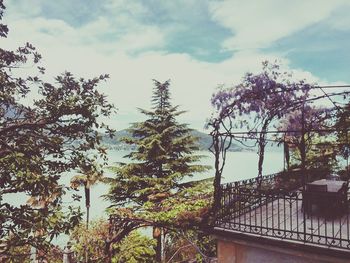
[303,179,348,216]
[307,179,345,192]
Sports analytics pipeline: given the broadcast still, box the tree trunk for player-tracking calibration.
[257,120,269,181]
[85,186,90,263]
[85,185,90,226]
[85,205,90,263]
[257,139,266,178]
[300,107,307,183]
[86,205,90,228]
[212,128,222,214]
[284,141,290,171]
[154,227,162,262]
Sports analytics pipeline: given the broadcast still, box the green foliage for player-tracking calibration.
[102,129,242,151]
[141,178,213,226]
[107,80,210,213]
[338,165,350,181]
[71,164,110,228]
[1,244,63,262]
[164,230,216,262]
[70,219,155,263]
[106,80,211,261]
[334,100,350,179]
[70,219,109,262]
[0,1,114,255]
[276,105,336,173]
[287,135,338,173]
[112,231,156,263]
[336,102,350,159]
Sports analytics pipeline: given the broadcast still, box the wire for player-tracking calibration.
[319,87,343,113]
[227,135,346,147]
[315,85,350,89]
[217,128,343,136]
[231,135,281,144]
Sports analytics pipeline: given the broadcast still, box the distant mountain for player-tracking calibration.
[190,130,243,151]
[101,129,245,152]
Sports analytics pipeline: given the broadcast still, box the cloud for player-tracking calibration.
[5,0,44,19]
[209,0,349,51]
[105,0,149,17]
[3,0,341,131]
[3,0,165,55]
[326,5,350,31]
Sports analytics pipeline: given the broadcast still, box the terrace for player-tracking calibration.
[214,172,350,253]
[208,82,350,260]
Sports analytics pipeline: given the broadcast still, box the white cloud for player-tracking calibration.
[27,45,326,130]
[105,0,149,17]
[326,6,350,31]
[6,0,44,19]
[209,0,349,50]
[3,0,339,131]
[3,0,165,54]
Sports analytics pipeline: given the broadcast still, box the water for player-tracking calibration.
[74,149,284,221]
[6,149,283,246]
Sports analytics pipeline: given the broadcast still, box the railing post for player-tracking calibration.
[301,102,307,243]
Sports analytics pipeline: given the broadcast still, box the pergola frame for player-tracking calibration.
[209,85,350,212]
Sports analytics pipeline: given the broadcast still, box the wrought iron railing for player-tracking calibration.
[215,173,350,251]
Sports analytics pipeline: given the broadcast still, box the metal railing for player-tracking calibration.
[215,173,350,251]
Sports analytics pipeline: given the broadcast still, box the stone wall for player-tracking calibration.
[217,237,349,263]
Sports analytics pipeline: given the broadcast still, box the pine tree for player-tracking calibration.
[107,80,209,262]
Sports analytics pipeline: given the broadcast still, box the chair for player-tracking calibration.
[306,184,328,192]
[336,181,349,214]
[327,174,341,181]
[321,182,348,217]
[303,184,327,215]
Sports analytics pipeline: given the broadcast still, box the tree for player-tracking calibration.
[335,101,350,179]
[211,62,312,178]
[71,164,108,263]
[277,105,334,172]
[0,1,114,256]
[71,164,108,227]
[70,219,110,262]
[70,219,156,263]
[209,61,350,211]
[209,62,313,209]
[107,80,209,262]
[112,231,156,263]
[164,230,216,262]
[0,244,63,262]
[336,102,350,159]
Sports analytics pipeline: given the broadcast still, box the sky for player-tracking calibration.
[3,0,350,131]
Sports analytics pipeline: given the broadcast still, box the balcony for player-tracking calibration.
[214,172,350,254]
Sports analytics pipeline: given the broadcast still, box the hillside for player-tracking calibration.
[102,129,244,152]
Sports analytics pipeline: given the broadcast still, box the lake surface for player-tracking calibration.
[73,149,284,221]
[6,148,283,246]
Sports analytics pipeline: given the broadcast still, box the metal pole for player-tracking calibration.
[346,129,349,177]
[85,206,89,263]
[301,103,307,243]
[301,106,306,184]
[63,244,72,263]
[30,247,38,263]
[85,184,90,263]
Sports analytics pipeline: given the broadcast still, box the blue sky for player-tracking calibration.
[3,0,350,130]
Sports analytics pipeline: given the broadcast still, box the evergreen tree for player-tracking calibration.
[107,80,210,262]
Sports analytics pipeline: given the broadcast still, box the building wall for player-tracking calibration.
[217,238,350,263]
